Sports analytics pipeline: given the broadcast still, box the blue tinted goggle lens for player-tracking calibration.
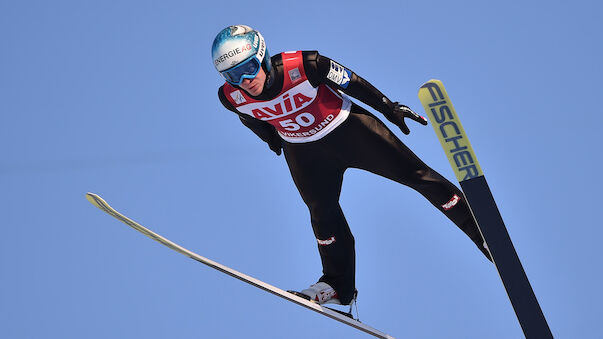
[221,57,261,85]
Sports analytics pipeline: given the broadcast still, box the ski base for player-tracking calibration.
[86,192,395,339]
[417,80,553,339]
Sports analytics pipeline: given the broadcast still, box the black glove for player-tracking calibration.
[267,133,282,156]
[384,102,428,135]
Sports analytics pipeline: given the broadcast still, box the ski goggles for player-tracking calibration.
[221,56,261,85]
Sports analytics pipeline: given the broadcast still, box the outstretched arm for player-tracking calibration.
[302,51,427,134]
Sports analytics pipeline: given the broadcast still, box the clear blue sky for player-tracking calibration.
[2,1,602,338]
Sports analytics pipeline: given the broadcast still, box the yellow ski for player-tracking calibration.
[418,80,553,339]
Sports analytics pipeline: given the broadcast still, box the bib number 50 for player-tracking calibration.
[279,112,315,131]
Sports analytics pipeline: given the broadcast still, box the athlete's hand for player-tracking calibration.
[267,134,282,156]
[385,102,428,135]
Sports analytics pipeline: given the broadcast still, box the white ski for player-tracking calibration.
[86,192,395,339]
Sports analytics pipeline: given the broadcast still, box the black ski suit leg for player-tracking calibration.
[283,140,357,305]
[342,109,490,260]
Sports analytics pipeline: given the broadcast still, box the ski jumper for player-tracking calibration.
[218,51,490,304]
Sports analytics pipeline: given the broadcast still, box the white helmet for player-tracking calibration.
[211,25,271,85]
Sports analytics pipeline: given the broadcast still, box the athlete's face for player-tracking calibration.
[239,67,266,96]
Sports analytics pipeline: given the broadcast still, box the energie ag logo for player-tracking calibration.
[418,80,483,182]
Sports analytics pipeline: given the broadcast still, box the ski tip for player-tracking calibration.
[419,78,443,88]
[85,192,106,209]
[85,192,97,201]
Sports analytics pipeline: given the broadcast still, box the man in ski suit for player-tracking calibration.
[212,25,491,306]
